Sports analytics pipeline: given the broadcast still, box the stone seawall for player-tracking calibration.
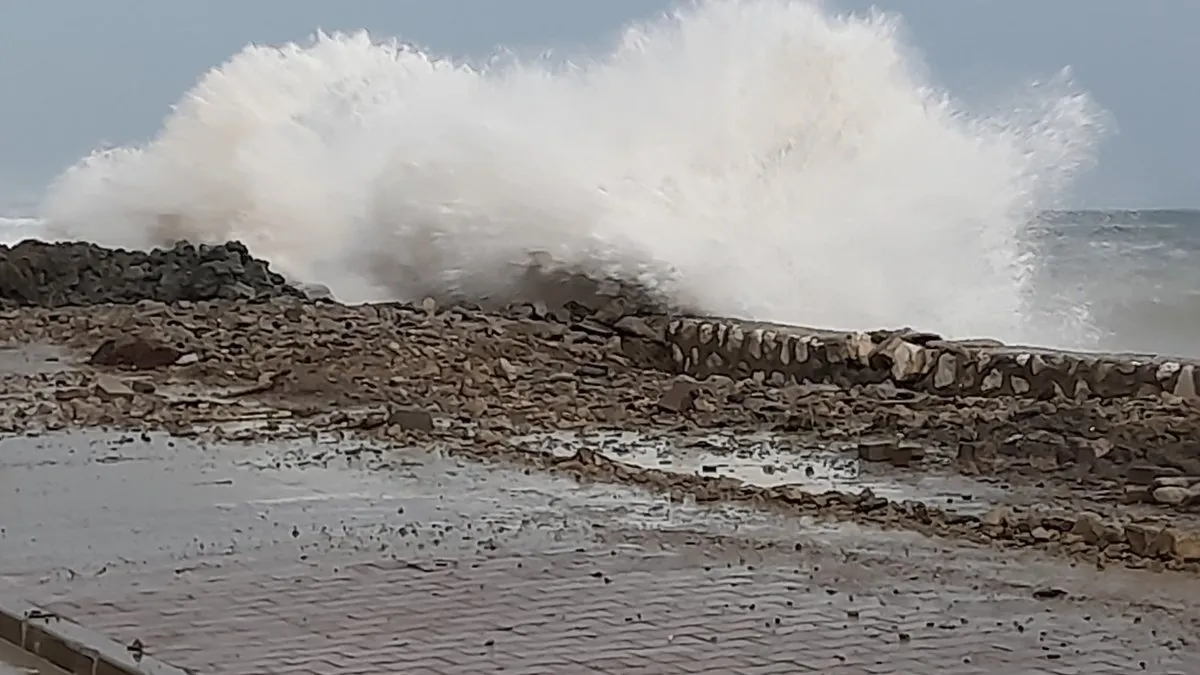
[660,317,1200,402]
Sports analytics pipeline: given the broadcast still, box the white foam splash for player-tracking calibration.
[39,0,1104,344]
[0,216,47,245]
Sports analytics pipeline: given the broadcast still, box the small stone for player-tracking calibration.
[1154,476,1196,488]
[1084,438,1114,458]
[1031,527,1055,541]
[1152,486,1195,507]
[386,407,435,433]
[981,506,1013,528]
[94,374,137,399]
[613,316,658,340]
[496,358,518,381]
[53,387,90,401]
[955,443,980,474]
[933,353,958,389]
[476,429,504,446]
[175,352,200,366]
[1070,512,1108,544]
[1035,513,1075,532]
[857,439,895,463]
[1126,464,1180,485]
[1124,523,1170,558]
[657,378,698,413]
[577,363,608,379]
[887,446,914,467]
[1122,486,1154,504]
[1164,529,1200,561]
[886,441,926,467]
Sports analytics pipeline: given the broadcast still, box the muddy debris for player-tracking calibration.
[1,299,1199,475]
[448,440,1200,571]
[2,287,1200,573]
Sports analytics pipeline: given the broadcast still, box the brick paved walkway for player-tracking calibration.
[6,431,1199,674]
[35,543,1197,674]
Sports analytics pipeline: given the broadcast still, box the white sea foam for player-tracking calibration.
[0,216,46,244]
[38,0,1104,344]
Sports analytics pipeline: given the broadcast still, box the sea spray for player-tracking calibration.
[40,0,1105,344]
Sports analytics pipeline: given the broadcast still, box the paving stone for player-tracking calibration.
[33,545,1200,675]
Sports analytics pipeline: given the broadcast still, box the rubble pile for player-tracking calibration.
[0,240,305,308]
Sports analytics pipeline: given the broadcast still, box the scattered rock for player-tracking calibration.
[1032,587,1067,600]
[1127,464,1180,486]
[1030,527,1055,542]
[53,387,90,401]
[1122,486,1154,504]
[496,358,518,381]
[857,440,894,463]
[94,374,137,399]
[1070,512,1117,545]
[1152,485,1196,507]
[1154,476,1198,488]
[954,443,980,475]
[613,316,659,340]
[1124,523,1173,559]
[89,336,183,370]
[981,506,1014,528]
[2,294,1200,576]
[1123,523,1155,557]
[224,372,281,397]
[387,407,435,433]
[856,439,925,465]
[1167,530,1200,561]
[657,378,698,414]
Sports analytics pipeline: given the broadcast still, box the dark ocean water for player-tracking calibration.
[1027,209,1200,357]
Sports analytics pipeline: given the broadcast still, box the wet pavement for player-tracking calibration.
[1,430,1199,674]
[515,430,1016,515]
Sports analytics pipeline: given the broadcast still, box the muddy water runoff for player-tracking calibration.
[514,429,1008,514]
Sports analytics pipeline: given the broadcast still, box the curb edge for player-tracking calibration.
[0,593,192,675]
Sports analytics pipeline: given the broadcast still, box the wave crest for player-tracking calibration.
[41,0,1104,343]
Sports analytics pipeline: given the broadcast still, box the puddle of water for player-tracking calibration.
[1,429,821,582]
[513,430,1007,515]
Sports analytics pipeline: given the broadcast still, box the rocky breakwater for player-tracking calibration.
[663,319,1200,403]
[0,239,307,308]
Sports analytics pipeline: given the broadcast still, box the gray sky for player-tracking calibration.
[1,0,1196,209]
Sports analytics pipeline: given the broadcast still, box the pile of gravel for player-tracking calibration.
[0,240,306,309]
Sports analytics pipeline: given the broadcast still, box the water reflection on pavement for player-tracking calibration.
[3,429,1199,675]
